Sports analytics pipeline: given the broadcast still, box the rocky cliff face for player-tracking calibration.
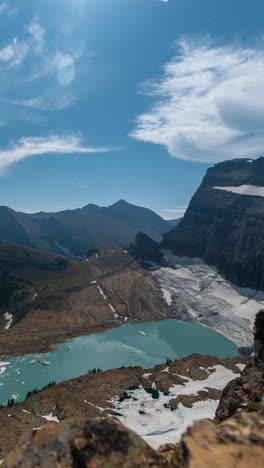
[162,157,264,290]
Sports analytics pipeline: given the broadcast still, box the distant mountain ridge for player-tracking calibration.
[0,200,174,258]
[162,157,264,290]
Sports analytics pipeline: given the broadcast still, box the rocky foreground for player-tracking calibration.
[1,311,264,466]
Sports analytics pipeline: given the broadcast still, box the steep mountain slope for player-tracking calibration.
[0,241,169,355]
[0,201,173,258]
[162,157,264,290]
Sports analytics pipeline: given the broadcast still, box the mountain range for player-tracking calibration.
[0,200,176,259]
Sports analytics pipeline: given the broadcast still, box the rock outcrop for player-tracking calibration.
[4,411,264,467]
[162,157,264,290]
[5,419,168,468]
[216,309,264,421]
[128,231,164,263]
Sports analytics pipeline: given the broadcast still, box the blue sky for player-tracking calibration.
[0,0,263,218]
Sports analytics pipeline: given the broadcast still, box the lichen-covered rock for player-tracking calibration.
[171,412,264,468]
[216,310,264,421]
[5,413,264,468]
[215,362,263,420]
[5,419,168,468]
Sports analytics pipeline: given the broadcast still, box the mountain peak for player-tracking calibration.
[112,199,130,207]
[82,203,101,213]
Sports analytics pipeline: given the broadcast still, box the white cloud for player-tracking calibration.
[162,206,187,219]
[11,92,78,111]
[26,17,45,52]
[0,38,28,67]
[0,135,116,173]
[131,39,264,163]
[163,208,187,213]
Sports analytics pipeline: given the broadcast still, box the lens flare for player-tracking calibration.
[57,54,75,86]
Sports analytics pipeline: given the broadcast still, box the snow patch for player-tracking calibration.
[161,288,172,306]
[214,184,264,197]
[4,312,13,329]
[236,363,246,372]
[41,413,59,423]
[97,285,107,300]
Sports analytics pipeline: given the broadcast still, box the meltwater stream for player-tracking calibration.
[0,320,238,406]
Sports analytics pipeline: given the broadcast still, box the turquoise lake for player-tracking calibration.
[0,320,238,406]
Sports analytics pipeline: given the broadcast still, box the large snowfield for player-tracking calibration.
[112,364,244,449]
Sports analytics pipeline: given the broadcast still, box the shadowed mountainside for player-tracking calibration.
[0,200,174,258]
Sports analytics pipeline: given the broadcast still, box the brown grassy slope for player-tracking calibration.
[0,241,169,355]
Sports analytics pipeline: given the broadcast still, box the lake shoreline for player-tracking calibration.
[0,315,241,360]
[0,320,239,406]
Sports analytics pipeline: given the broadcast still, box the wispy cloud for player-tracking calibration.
[163,207,187,213]
[162,206,187,219]
[0,38,28,67]
[0,2,17,15]
[131,39,264,163]
[26,16,45,52]
[0,13,93,119]
[9,92,78,112]
[0,135,117,173]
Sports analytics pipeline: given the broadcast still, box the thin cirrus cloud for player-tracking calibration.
[0,135,117,174]
[162,206,187,219]
[0,2,17,15]
[164,207,187,212]
[0,14,90,117]
[131,39,264,163]
[25,16,45,52]
[0,38,29,67]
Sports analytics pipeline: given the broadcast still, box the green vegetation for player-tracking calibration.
[0,398,15,409]
[25,381,57,400]
[165,357,178,365]
[247,401,261,412]
[88,368,102,374]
